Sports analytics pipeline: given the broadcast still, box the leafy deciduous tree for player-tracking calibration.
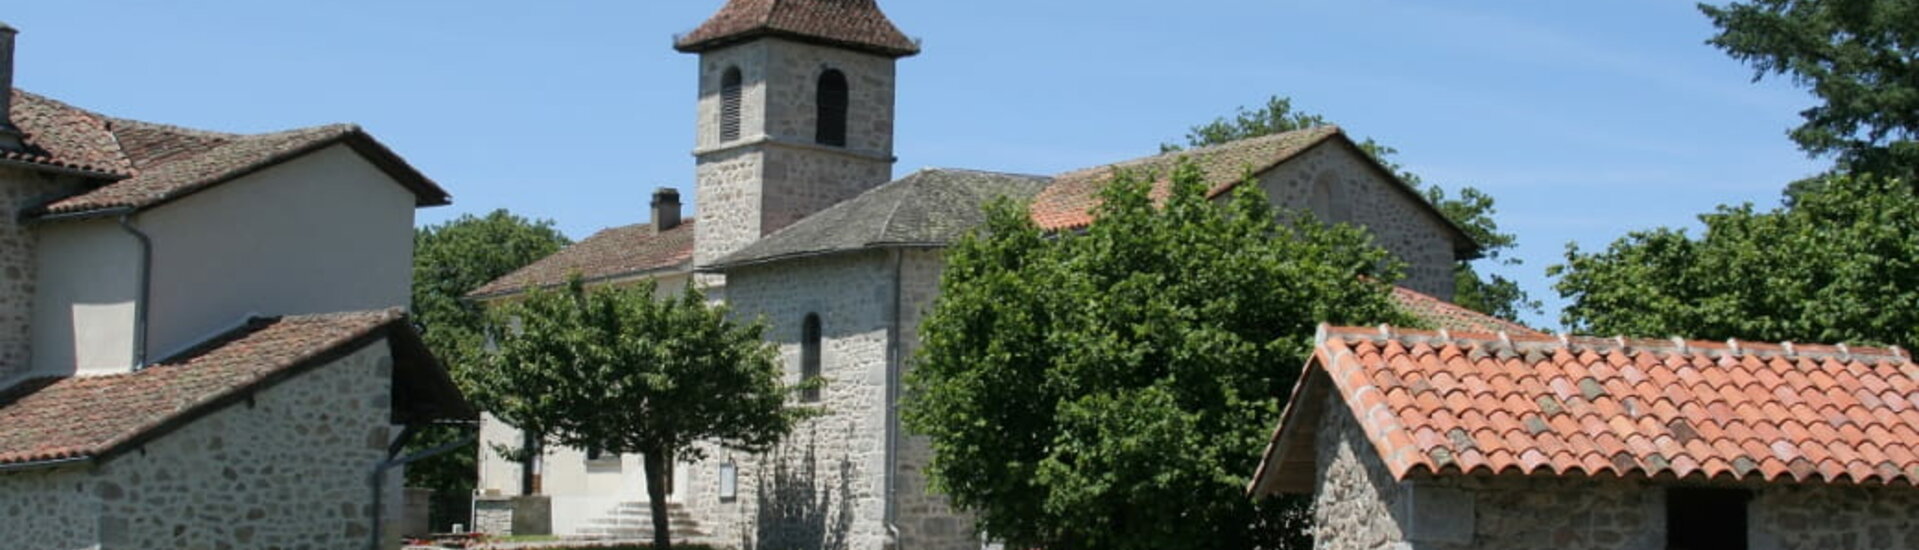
[904,161,1414,550]
[476,279,805,550]
[1552,174,1919,349]
[406,210,570,516]
[1166,96,1538,320]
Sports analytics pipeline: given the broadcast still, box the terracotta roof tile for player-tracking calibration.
[469,221,696,299]
[676,0,919,58]
[1030,127,1341,232]
[1254,325,1919,493]
[5,89,449,218]
[0,310,422,466]
[1389,286,1540,336]
[3,91,132,176]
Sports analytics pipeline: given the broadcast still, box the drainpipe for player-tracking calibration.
[884,249,904,549]
[114,212,153,369]
[370,424,476,550]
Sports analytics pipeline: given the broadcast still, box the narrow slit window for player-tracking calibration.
[816,69,849,147]
[801,313,822,402]
[720,67,743,143]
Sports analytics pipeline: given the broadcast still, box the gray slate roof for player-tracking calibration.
[707,168,1051,269]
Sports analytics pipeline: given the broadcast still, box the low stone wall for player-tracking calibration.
[473,495,551,536]
[474,497,515,536]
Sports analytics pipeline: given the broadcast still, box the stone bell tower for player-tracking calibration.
[678,0,918,271]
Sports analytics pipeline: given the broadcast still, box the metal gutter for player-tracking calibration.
[368,424,476,550]
[697,242,948,273]
[0,157,126,180]
[0,456,92,474]
[883,248,904,549]
[116,212,153,369]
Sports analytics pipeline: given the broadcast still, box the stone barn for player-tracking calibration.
[1251,325,1919,550]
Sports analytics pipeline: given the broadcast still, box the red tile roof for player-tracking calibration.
[5,89,450,218]
[2,92,133,176]
[675,0,920,58]
[1028,127,1479,259]
[1392,287,1537,336]
[1031,127,1339,231]
[0,309,472,467]
[1251,326,1919,495]
[469,221,696,299]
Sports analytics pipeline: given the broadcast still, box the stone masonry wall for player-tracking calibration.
[694,148,766,271]
[0,464,100,548]
[1257,143,1460,300]
[692,38,897,272]
[1314,389,1919,549]
[0,166,82,385]
[760,144,893,243]
[682,252,894,550]
[760,39,898,156]
[91,341,397,549]
[1314,390,1663,550]
[892,249,980,550]
[1751,483,1919,549]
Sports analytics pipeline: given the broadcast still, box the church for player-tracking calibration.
[470,0,1524,548]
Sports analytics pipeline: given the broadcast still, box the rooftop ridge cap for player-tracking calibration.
[919,166,1052,179]
[1054,126,1335,179]
[102,115,244,141]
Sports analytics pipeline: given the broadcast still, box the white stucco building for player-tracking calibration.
[471,1,1525,548]
[0,22,473,550]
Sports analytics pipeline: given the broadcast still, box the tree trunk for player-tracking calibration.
[519,431,540,495]
[644,451,673,550]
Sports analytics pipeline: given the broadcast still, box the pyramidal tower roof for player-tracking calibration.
[675,0,919,58]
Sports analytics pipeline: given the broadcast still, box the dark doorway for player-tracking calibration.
[1667,487,1750,550]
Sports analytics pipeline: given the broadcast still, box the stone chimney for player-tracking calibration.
[0,22,21,150]
[651,187,682,232]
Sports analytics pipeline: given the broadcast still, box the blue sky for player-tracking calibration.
[5,1,1826,329]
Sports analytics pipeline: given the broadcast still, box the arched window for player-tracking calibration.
[815,69,849,147]
[800,313,822,402]
[720,67,743,143]
[1310,172,1349,221]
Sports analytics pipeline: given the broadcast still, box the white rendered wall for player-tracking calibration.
[139,144,416,360]
[31,217,141,376]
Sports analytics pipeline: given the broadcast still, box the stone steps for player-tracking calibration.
[574,501,706,540]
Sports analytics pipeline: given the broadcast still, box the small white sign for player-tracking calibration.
[719,461,738,501]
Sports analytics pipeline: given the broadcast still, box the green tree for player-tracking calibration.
[1701,0,1919,177]
[407,210,570,517]
[904,161,1414,549]
[1551,174,1919,349]
[1166,96,1537,320]
[476,279,805,550]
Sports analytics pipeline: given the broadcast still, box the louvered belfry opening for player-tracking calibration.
[816,69,849,147]
[720,67,743,143]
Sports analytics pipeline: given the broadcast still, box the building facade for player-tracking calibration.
[0,23,472,550]
[472,1,1495,548]
[1252,326,1919,550]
